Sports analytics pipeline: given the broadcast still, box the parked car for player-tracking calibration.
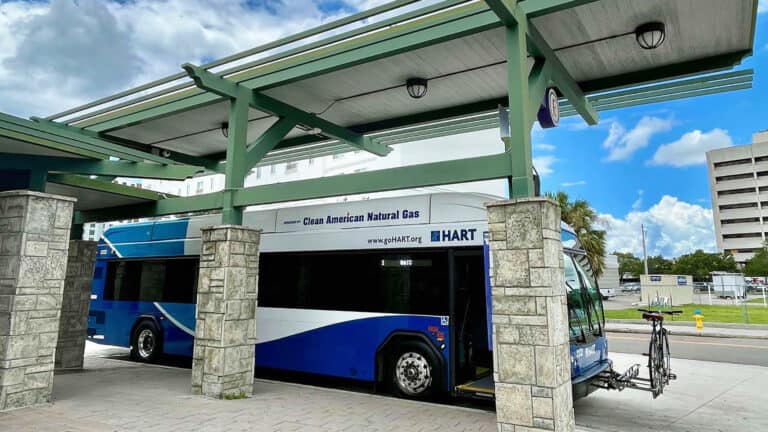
[621,282,641,292]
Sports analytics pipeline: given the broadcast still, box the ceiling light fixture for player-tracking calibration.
[406,78,428,99]
[635,22,666,50]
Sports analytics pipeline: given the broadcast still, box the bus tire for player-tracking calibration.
[389,340,442,399]
[130,320,162,363]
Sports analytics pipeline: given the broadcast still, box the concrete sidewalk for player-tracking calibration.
[1,346,767,431]
[606,321,768,339]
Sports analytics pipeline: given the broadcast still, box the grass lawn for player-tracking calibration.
[604,304,768,325]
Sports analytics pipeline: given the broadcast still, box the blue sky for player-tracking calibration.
[0,0,765,257]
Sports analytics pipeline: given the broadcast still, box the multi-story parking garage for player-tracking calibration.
[707,131,768,264]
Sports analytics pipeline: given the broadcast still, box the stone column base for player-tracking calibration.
[0,190,75,411]
[55,240,97,370]
[486,197,575,432]
[191,225,260,399]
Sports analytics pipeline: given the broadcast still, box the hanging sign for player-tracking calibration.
[537,87,560,128]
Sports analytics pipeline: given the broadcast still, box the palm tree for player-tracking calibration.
[547,191,607,278]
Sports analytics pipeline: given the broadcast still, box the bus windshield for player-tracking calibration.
[563,253,604,342]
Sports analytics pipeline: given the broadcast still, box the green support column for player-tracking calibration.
[504,20,535,199]
[221,90,250,225]
[28,168,48,192]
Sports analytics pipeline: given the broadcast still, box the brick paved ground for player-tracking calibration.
[0,355,497,432]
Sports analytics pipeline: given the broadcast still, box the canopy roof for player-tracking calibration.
[45,0,756,163]
[0,0,758,220]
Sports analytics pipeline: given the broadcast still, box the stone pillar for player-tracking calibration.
[191,225,260,399]
[0,190,76,411]
[486,197,574,432]
[55,240,97,370]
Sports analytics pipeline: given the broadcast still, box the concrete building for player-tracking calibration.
[707,131,768,264]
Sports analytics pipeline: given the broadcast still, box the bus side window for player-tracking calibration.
[103,258,199,304]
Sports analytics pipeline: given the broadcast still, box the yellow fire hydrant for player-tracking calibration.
[693,308,704,335]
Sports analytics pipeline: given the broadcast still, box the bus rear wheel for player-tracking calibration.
[130,320,162,363]
[390,341,441,399]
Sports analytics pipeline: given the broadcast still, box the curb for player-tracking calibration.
[606,319,768,330]
[606,326,768,340]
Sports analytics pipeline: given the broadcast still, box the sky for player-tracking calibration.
[0,0,766,258]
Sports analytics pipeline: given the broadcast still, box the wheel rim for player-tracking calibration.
[137,329,155,359]
[395,352,432,396]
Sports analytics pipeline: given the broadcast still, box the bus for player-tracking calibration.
[87,193,609,400]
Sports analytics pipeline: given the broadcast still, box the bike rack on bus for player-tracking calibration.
[591,360,677,399]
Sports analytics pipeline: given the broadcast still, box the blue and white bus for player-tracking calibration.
[88,193,609,400]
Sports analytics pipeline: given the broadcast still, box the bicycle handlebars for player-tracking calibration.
[637,309,683,315]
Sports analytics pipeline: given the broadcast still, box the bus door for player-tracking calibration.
[451,248,492,398]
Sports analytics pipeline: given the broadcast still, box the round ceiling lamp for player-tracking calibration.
[635,22,666,50]
[406,78,428,99]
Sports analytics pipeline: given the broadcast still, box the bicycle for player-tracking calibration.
[637,308,682,398]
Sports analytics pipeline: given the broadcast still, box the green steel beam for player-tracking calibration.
[579,51,752,93]
[560,83,753,116]
[0,127,107,160]
[47,173,167,201]
[74,153,512,222]
[29,169,47,193]
[182,63,391,157]
[503,13,535,198]
[524,18,597,124]
[245,117,297,171]
[581,69,753,102]
[234,153,512,206]
[0,153,204,179]
[221,93,251,225]
[27,117,181,165]
[485,0,597,125]
[587,76,751,108]
[256,97,508,158]
[75,191,224,224]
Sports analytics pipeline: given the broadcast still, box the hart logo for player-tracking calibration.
[430,228,477,242]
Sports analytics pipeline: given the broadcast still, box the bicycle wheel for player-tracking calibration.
[647,330,664,397]
[662,328,672,383]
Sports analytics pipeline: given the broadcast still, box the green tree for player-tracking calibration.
[744,247,768,276]
[548,191,607,277]
[615,252,643,278]
[672,249,738,281]
[647,255,673,274]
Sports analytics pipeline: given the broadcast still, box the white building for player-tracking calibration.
[706,130,768,264]
[83,129,509,240]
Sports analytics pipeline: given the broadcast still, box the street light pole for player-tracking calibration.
[641,224,649,274]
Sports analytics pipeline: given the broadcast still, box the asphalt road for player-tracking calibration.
[606,332,768,367]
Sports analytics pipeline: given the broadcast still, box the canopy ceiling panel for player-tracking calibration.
[0,135,88,158]
[534,0,754,84]
[48,0,754,163]
[45,182,155,211]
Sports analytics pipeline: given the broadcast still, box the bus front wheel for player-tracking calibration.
[390,341,441,399]
[130,320,162,363]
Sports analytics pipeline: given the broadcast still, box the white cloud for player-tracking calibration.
[602,116,673,161]
[649,128,734,167]
[759,0,767,13]
[561,180,586,187]
[0,0,386,117]
[535,143,556,152]
[631,189,644,210]
[533,156,557,176]
[601,195,715,258]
